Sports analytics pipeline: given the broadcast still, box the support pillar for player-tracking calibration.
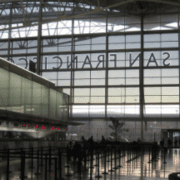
[36,0,42,75]
[140,14,144,142]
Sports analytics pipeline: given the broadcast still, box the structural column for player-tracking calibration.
[178,2,180,126]
[7,3,12,61]
[37,1,42,75]
[105,10,108,138]
[140,14,144,142]
[140,13,145,179]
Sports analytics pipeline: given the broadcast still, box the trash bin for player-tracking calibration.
[169,173,180,180]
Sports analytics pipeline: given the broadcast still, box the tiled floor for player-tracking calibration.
[0,147,179,180]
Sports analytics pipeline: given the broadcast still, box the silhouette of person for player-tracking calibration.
[175,138,178,147]
[168,138,172,146]
[73,142,82,163]
[81,136,86,142]
[101,135,106,143]
[160,139,164,146]
[67,141,72,162]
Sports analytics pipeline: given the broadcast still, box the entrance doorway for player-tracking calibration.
[162,129,180,147]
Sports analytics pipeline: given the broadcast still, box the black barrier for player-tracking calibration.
[0,140,168,180]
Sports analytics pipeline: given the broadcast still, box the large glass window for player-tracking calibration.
[1,6,180,122]
[2,2,180,144]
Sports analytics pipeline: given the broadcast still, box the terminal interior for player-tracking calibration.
[1,0,180,179]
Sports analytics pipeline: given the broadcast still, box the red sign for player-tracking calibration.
[52,126,55,130]
[35,125,39,129]
[22,124,26,127]
[41,125,45,129]
[57,127,60,130]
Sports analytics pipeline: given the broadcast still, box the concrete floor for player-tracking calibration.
[0,147,179,180]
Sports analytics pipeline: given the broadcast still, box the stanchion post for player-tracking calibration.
[102,146,108,175]
[6,149,9,180]
[49,146,51,172]
[148,147,151,163]
[41,147,43,166]
[78,155,82,180]
[58,148,62,179]
[35,149,41,175]
[89,147,94,180]
[45,154,47,180]
[117,145,122,168]
[114,145,118,169]
[163,147,167,164]
[95,147,102,178]
[94,147,98,166]
[90,148,94,168]
[107,146,110,171]
[30,147,34,169]
[55,158,57,180]
[84,147,87,170]
[21,151,25,180]
[109,144,114,172]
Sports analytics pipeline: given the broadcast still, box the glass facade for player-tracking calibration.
[0,59,69,121]
[1,1,180,141]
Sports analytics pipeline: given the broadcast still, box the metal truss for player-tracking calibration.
[0,0,180,35]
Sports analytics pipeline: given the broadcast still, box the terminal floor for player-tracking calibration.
[0,148,179,180]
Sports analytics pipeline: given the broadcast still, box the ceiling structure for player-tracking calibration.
[0,0,180,31]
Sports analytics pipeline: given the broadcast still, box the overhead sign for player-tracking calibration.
[7,51,173,70]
